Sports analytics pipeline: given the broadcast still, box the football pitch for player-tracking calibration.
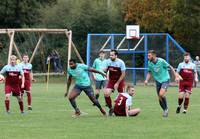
[0,83,200,139]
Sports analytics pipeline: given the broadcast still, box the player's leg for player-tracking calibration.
[176,92,184,113]
[84,86,106,115]
[157,81,169,117]
[68,85,81,115]
[117,79,125,93]
[95,80,101,100]
[25,81,32,110]
[183,92,190,113]
[128,108,141,117]
[5,85,12,113]
[156,81,165,110]
[16,93,24,113]
[104,87,113,116]
[5,94,11,113]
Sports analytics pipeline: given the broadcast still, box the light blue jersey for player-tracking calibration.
[67,63,91,86]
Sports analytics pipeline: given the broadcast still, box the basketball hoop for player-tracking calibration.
[126,25,140,40]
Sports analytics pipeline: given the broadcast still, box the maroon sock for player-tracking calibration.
[178,98,183,106]
[27,92,32,106]
[184,98,189,110]
[105,96,112,108]
[5,100,10,112]
[18,101,24,112]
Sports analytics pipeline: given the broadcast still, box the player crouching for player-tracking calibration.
[114,84,141,117]
[0,55,25,114]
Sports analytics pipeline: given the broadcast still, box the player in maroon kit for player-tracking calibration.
[114,84,140,117]
[0,55,25,114]
[176,53,198,114]
[19,54,35,110]
[103,49,126,116]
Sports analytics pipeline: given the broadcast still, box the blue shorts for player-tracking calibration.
[156,80,169,95]
[73,85,94,97]
[95,80,106,89]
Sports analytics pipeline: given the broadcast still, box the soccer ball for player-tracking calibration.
[0,74,5,82]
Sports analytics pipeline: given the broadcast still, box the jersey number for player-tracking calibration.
[118,97,123,106]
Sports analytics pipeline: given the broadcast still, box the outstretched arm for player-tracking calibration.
[64,75,72,97]
[88,68,107,78]
[169,65,182,81]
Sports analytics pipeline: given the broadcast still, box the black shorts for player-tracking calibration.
[73,85,94,97]
[95,80,106,89]
[156,80,169,95]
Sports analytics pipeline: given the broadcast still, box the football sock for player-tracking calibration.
[69,98,78,110]
[88,95,102,109]
[105,96,112,109]
[95,94,99,100]
[162,96,168,110]
[178,98,183,107]
[5,100,10,112]
[18,101,24,112]
[27,92,32,106]
[184,98,189,110]
[159,100,165,110]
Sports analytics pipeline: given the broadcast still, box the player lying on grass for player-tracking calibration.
[144,50,181,117]
[19,54,36,110]
[0,55,25,114]
[64,59,107,116]
[114,84,141,117]
[176,52,198,114]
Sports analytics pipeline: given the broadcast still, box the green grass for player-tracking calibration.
[0,83,200,139]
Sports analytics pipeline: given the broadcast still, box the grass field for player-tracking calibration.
[0,83,200,139]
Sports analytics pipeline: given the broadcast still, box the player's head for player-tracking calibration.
[110,49,118,61]
[126,84,135,96]
[196,56,199,61]
[99,50,105,59]
[148,50,156,62]
[69,59,77,69]
[184,52,190,63]
[22,54,29,63]
[10,55,17,66]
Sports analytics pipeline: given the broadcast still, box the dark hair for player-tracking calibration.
[99,50,105,54]
[184,52,190,57]
[69,59,76,63]
[148,50,156,55]
[22,53,29,57]
[110,49,118,56]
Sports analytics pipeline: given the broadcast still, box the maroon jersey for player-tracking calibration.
[114,93,132,116]
[19,62,32,81]
[0,64,23,85]
[104,59,126,81]
[177,62,196,82]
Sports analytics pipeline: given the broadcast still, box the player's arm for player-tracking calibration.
[64,75,72,97]
[169,65,182,81]
[116,71,125,84]
[125,106,130,117]
[30,71,36,82]
[194,65,198,82]
[144,72,151,85]
[88,68,107,78]
[21,73,25,89]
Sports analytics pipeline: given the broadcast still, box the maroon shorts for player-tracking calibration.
[5,84,21,96]
[106,79,125,93]
[114,108,126,116]
[179,81,193,93]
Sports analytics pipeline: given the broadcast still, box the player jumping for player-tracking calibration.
[176,52,198,114]
[64,59,107,117]
[0,55,25,114]
[144,50,181,117]
[114,84,141,117]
